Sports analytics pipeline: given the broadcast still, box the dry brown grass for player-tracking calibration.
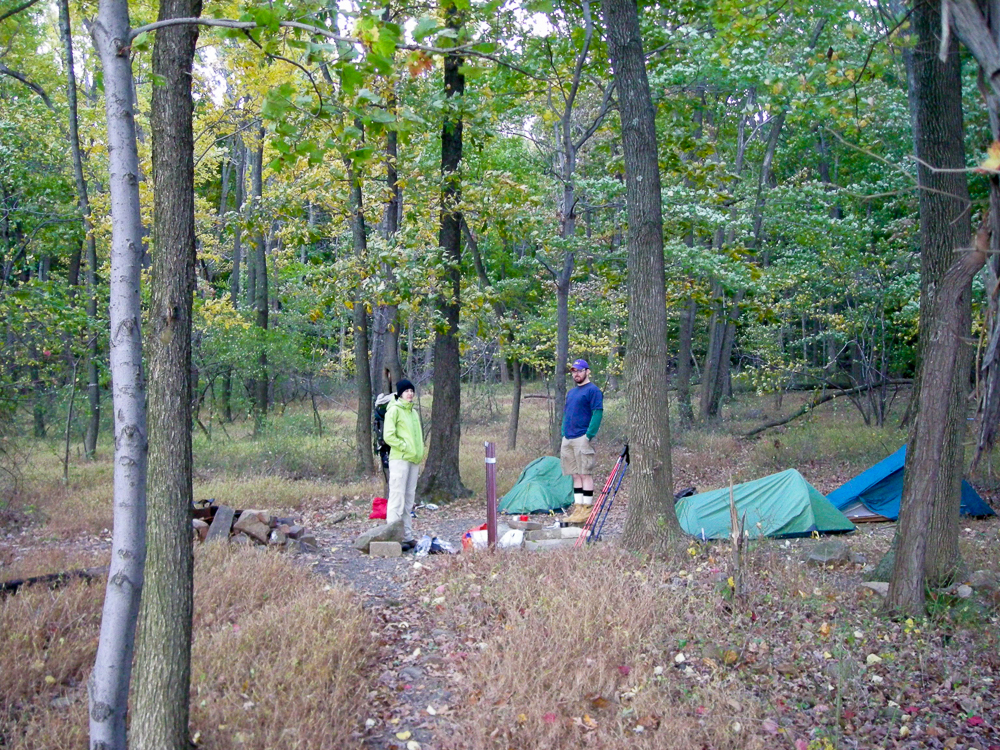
[1,545,375,749]
[427,547,769,750]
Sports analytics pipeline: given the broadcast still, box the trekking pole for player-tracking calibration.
[574,453,622,547]
[575,444,628,547]
[592,447,629,542]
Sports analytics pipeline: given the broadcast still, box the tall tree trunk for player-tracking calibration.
[552,260,571,453]
[382,124,404,386]
[875,0,972,586]
[347,155,374,475]
[89,3,148,747]
[507,359,521,450]
[601,0,681,547]
[676,295,696,427]
[416,0,470,503]
[58,0,100,458]
[132,0,200,745]
[887,223,986,616]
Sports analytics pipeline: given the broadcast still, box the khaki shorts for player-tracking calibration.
[560,436,595,476]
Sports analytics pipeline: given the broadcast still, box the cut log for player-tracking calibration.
[1,566,108,597]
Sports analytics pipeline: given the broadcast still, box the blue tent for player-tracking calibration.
[827,445,995,521]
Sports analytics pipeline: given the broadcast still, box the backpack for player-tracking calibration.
[373,393,393,454]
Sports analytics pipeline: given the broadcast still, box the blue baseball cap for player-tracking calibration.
[571,359,589,370]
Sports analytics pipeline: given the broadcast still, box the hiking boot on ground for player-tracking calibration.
[565,503,593,524]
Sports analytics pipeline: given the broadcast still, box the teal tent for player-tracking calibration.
[498,457,574,514]
[675,469,855,540]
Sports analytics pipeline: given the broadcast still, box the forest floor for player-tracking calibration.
[3,388,1000,749]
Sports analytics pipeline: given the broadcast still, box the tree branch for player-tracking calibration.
[0,62,54,110]
[0,0,42,25]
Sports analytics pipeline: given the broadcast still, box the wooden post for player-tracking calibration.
[485,441,497,548]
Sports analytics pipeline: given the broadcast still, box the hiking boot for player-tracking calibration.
[565,503,593,524]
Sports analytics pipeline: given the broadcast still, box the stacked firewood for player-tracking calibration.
[191,500,318,552]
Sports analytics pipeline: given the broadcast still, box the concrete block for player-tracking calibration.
[507,519,543,531]
[370,541,402,558]
[524,538,579,552]
[526,527,583,541]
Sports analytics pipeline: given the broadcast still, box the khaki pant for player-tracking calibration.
[387,459,419,540]
[560,436,595,476]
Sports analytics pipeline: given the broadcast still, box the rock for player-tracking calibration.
[231,533,252,546]
[370,541,402,558]
[354,519,405,552]
[269,529,287,545]
[804,541,850,566]
[860,581,889,597]
[399,666,423,682]
[255,511,274,527]
[192,518,209,542]
[205,505,236,544]
[969,569,999,590]
[956,584,973,599]
[298,533,318,550]
[279,524,304,539]
[234,510,271,543]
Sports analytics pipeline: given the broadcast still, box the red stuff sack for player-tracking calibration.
[462,523,489,551]
[369,497,388,520]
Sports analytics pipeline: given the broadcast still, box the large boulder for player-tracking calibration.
[354,519,405,553]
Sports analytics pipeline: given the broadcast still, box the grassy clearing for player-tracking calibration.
[419,531,1000,749]
[1,546,376,750]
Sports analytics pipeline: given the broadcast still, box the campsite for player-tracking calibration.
[8,0,1000,747]
[4,392,1000,749]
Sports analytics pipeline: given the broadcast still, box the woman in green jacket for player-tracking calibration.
[382,379,424,546]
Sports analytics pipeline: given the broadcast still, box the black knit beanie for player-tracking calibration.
[396,379,415,398]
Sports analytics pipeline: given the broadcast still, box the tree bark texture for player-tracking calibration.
[347,157,375,475]
[89,3,148,747]
[601,0,681,547]
[58,0,101,458]
[903,0,972,587]
[887,222,987,617]
[416,0,470,503]
[132,0,200,746]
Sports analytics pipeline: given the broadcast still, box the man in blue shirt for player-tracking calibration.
[560,359,603,524]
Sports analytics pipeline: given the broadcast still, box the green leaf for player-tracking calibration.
[413,16,440,42]
[339,63,363,96]
[132,31,150,52]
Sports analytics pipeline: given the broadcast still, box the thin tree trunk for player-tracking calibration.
[676,295,696,426]
[58,0,101,458]
[89,2,148,746]
[132,0,200,745]
[601,0,681,547]
[416,0,470,502]
[251,133,267,435]
[507,359,521,450]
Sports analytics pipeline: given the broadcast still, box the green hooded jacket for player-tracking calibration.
[383,396,425,464]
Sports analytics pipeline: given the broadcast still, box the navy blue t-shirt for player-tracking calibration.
[563,382,603,439]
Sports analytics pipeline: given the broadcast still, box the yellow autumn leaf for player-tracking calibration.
[819,622,831,637]
[396,730,412,740]
[723,650,738,665]
[981,141,1000,171]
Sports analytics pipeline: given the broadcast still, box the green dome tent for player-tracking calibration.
[498,456,574,514]
[675,469,855,540]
